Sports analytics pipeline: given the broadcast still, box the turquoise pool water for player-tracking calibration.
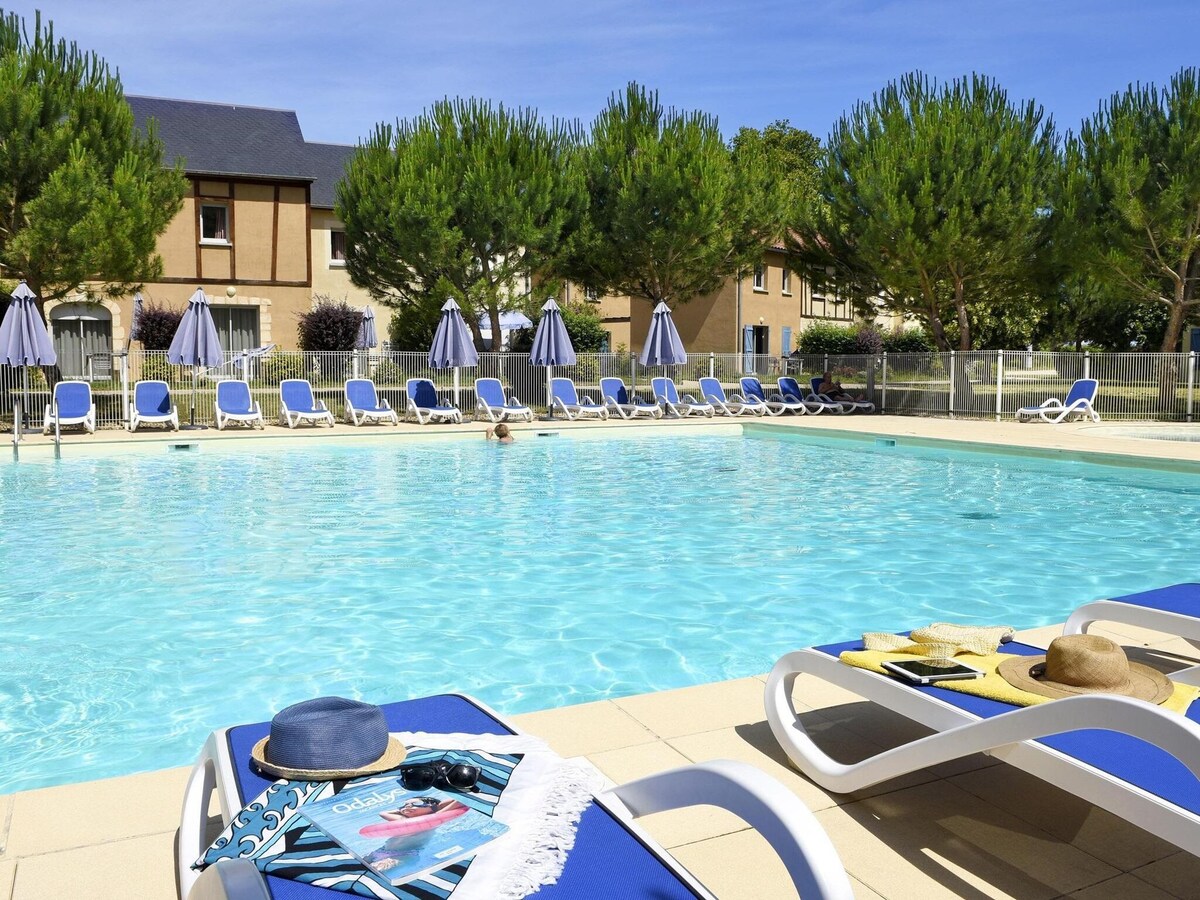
[1,429,1198,794]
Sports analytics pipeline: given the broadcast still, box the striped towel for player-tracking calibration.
[198,732,603,900]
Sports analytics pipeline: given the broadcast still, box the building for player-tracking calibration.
[575,244,861,356]
[45,96,374,378]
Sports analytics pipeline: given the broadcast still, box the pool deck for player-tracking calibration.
[4,414,1200,898]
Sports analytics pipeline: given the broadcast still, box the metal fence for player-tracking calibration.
[2,348,1196,429]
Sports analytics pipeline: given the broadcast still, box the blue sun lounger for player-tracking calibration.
[475,377,534,423]
[406,378,463,424]
[739,376,804,416]
[774,376,829,414]
[178,693,854,900]
[129,380,180,432]
[550,377,608,420]
[766,584,1200,857]
[279,379,335,428]
[43,380,96,434]
[804,376,873,413]
[214,381,264,430]
[651,377,713,418]
[600,377,662,419]
[343,378,398,426]
[698,376,766,416]
[1016,378,1101,423]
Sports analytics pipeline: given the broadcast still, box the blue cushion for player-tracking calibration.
[225,694,700,899]
[814,637,1200,815]
[1110,583,1200,617]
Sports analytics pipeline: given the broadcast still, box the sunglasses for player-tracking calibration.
[399,759,480,792]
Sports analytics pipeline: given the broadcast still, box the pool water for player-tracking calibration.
[1,429,1198,794]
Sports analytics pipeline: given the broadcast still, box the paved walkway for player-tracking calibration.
[3,415,1200,898]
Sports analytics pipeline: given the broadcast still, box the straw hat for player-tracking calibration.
[997,634,1173,704]
[250,697,407,781]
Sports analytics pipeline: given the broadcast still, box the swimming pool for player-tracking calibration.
[2,427,1198,794]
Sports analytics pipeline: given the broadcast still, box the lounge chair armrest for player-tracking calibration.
[187,859,270,900]
[603,759,853,900]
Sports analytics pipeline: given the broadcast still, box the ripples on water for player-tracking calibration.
[0,431,1197,791]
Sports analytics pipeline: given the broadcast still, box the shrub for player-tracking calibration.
[388,294,448,351]
[372,359,405,386]
[883,327,933,353]
[509,302,607,353]
[260,351,307,385]
[854,325,884,355]
[298,295,363,351]
[139,355,176,384]
[797,323,858,354]
[135,302,183,351]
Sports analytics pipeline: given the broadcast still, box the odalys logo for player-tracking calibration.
[331,787,410,814]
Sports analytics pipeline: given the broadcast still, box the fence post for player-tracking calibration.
[1188,351,1196,423]
[1083,351,1090,381]
[241,351,250,383]
[120,354,130,428]
[948,350,956,417]
[994,349,1004,422]
[709,352,715,379]
[880,352,887,413]
[823,353,829,376]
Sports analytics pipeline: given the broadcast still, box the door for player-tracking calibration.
[52,309,113,380]
[210,306,261,353]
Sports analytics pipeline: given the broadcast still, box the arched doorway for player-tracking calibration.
[51,302,113,380]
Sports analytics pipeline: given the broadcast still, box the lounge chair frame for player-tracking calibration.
[129,380,180,432]
[699,376,766,417]
[739,376,805,416]
[405,378,463,424]
[278,379,335,428]
[651,376,714,418]
[343,378,398,426]
[214,381,264,430]
[600,377,663,419]
[551,377,609,420]
[178,692,853,900]
[43,380,96,434]
[766,625,1200,856]
[1016,378,1101,423]
[806,377,874,414]
[475,377,534,423]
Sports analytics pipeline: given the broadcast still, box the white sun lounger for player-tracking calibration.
[766,587,1200,856]
[278,379,335,428]
[600,377,663,419]
[406,378,463,424]
[1016,378,1101,423]
[43,380,96,434]
[214,381,264,430]
[343,378,398,426]
[739,376,805,416]
[129,380,180,432]
[177,693,853,900]
[651,377,713,418]
[551,377,608,420]
[699,377,766,416]
[475,377,534,423]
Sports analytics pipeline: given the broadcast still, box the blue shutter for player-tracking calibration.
[742,326,754,373]
[781,326,793,356]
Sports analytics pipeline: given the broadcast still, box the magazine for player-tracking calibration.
[301,779,510,887]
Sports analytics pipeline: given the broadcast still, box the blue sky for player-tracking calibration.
[14,0,1200,145]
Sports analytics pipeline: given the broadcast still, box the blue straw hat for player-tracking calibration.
[250,697,407,780]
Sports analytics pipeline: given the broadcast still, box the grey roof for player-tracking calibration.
[128,95,355,209]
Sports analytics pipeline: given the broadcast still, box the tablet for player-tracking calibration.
[880,658,985,684]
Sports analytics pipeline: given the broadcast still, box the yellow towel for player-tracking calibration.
[863,623,1015,658]
[840,648,1200,715]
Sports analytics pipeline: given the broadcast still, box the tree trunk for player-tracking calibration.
[927,312,951,352]
[954,277,971,351]
[1160,297,1187,353]
[487,305,503,354]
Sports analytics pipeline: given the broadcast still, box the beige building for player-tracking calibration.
[45,97,374,379]
[575,245,859,356]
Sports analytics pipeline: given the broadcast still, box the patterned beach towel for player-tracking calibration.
[198,732,604,900]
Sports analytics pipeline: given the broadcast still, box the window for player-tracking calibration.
[781,268,791,295]
[51,302,112,380]
[330,230,347,266]
[209,305,260,353]
[200,204,229,244]
[584,286,599,302]
[752,265,766,291]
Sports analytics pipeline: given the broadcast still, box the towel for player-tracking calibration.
[840,648,1200,714]
[198,732,604,900]
[862,622,1015,658]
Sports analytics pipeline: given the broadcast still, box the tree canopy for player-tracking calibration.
[337,97,582,351]
[0,10,186,303]
[1065,68,1200,352]
[795,72,1058,351]
[554,83,785,308]
[731,119,821,223]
